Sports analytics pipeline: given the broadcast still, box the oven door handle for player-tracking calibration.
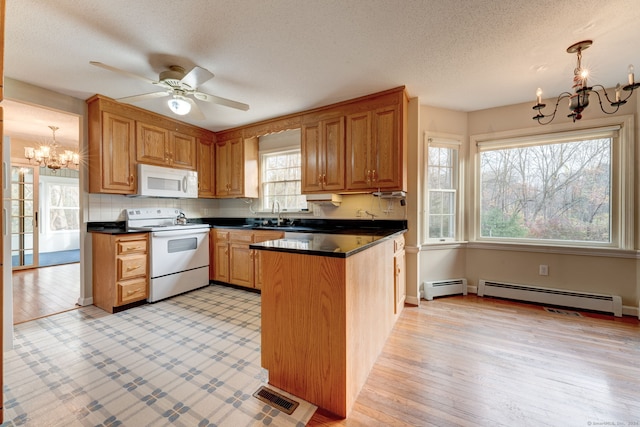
[152,229,210,238]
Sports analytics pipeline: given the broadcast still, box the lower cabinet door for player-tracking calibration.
[229,243,253,287]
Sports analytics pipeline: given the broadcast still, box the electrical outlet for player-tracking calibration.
[539,264,549,276]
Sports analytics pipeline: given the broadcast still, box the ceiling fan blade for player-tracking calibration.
[185,97,205,120]
[181,66,214,90]
[117,91,170,103]
[193,91,250,111]
[90,61,157,85]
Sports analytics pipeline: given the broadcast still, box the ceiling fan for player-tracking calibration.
[89,61,250,119]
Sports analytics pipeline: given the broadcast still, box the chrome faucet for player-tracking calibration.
[272,200,283,226]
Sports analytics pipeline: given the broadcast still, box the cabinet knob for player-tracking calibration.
[372,170,377,182]
[366,169,371,183]
[129,175,134,184]
[126,265,141,271]
[127,288,141,296]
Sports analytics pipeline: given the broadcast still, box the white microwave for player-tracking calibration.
[137,164,198,198]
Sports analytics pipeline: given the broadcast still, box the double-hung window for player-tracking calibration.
[426,136,461,242]
[474,122,632,249]
[260,149,307,212]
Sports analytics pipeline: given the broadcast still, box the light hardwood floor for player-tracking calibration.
[12,263,80,324]
[309,295,640,426]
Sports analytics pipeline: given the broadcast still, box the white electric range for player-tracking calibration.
[126,208,210,302]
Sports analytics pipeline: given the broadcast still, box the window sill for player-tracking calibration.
[467,241,637,259]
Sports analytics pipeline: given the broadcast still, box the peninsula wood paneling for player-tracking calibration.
[261,238,397,417]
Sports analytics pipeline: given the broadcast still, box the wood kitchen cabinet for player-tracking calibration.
[346,101,405,191]
[88,95,214,195]
[197,135,216,198]
[393,233,406,315]
[88,97,137,194]
[212,228,283,289]
[301,115,345,193]
[92,233,149,313]
[214,132,258,198]
[136,122,196,170]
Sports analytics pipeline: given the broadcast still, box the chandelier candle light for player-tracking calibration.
[24,125,80,171]
[533,40,640,125]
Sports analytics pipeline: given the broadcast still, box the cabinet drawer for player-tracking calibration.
[214,230,230,241]
[117,239,147,255]
[118,254,147,280]
[229,230,253,244]
[117,279,148,305]
[394,235,405,253]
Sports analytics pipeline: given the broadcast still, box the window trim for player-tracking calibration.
[41,175,80,234]
[469,115,634,250]
[258,147,307,213]
[423,133,464,244]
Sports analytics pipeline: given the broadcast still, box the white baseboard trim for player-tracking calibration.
[622,305,639,318]
[467,285,478,294]
[405,295,420,306]
[77,297,93,306]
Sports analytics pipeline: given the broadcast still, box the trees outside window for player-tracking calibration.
[478,132,615,245]
[260,150,307,212]
[426,137,460,242]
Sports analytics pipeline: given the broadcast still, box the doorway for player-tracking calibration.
[3,99,81,325]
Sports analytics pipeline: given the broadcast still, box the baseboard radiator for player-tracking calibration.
[424,279,467,301]
[477,280,622,317]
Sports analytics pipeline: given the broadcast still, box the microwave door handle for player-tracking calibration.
[182,176,187,193]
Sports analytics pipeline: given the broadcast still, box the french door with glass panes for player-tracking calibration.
[10,163,39,269]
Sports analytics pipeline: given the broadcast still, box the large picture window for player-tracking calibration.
[476,125,623,247]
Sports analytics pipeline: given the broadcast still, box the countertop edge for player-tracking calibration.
[250,229,406,258]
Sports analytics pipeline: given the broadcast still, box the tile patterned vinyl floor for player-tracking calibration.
[2,284,316,427]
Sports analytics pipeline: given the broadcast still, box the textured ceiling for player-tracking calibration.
[3,0,640,140]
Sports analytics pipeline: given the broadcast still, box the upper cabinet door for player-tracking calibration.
[98,111,136,193]
[301,116,345,193]
[301,122,323,193]
[136,122,170,166]
[171,131,197,170]
[321,116,345,191]
[227,138,245,196]
[371,105,401,190]
[346,111,372,190]
[136,123,196,170]
[197,137,215,198]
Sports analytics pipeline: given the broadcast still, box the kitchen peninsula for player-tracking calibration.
[252,229,406,417]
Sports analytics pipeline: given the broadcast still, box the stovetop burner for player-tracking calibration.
[125,208,209,232]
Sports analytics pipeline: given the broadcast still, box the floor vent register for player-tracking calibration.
[253,386,300,415]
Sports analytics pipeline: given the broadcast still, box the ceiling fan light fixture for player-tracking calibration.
[168,96,191,115]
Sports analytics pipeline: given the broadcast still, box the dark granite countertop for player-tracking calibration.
[88,218,406,257]
[250,229,405,258]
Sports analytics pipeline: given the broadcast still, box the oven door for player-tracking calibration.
[150,228,209,278]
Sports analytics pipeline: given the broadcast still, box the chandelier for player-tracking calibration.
[532,40,640,125]
[24,125,80,171]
